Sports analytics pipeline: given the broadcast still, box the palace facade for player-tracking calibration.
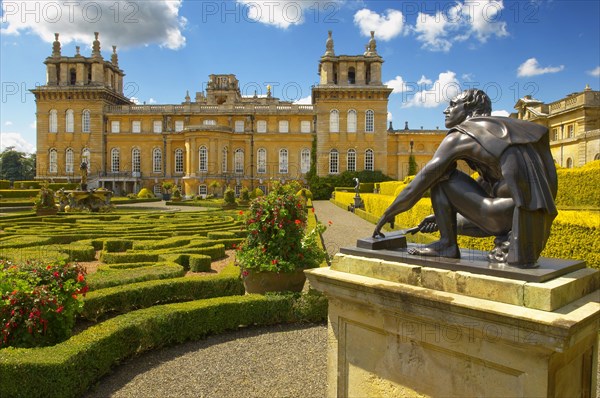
[32,31,446,196]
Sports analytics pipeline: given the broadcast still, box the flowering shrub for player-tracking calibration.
[236,182,326,273]
[0,259,88,348]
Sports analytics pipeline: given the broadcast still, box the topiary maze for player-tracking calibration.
[0,210,327,398]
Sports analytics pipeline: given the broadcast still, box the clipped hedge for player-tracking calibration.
[0,189,39,199]
[86,263,186,290]
[103,238,133,253]
[0,180,10,189]
[555,161,600,208]
[0,293,323,398]
[189,254,212,272]
[100,252,159,264]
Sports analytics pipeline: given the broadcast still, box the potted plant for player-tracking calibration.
[161,182,174,201]
[236,181,326,293]
[34,184,58,216]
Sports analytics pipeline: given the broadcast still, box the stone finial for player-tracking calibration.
[92,32,102,58]
[52,33,61,57]
[267,85,272,98]
[75,46,81,56]
[324,30,335,56]
[367,31,377,55]
[111,45,119,66]
[185,90,191,103]
[584,84,591,91]
[388,121,394,131]
[404,121,409,130]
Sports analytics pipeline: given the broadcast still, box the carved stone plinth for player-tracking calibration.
[305,253,599,397]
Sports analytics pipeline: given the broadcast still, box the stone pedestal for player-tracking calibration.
[305,253,600,397]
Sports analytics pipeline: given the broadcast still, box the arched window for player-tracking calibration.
[153,184,162,196]
[330,110,339,133]
[347,110,357,133]
[347,149,356,172]
[132,148,141,174]
[365,149,374,171]
[594,153,600,161]
[300,148,311,174]
[49,110,58,133]
[566,157,573,168]
[49,148,58,173]
[234,149,244,174]
[65,148,74,174]
[152,148,162,173]
[365,110,374,132]
[82,149,91,173]
[222,146,228,173]
[348,67,356,84]
[65,109,74,133]
[329,149,339,174]
[279,149,288,174]
[111,148,120,173]
[257,148,267,174]
[69,68,76,85]
[199,146,208,172]
[174,148,184,174]
[82,110,91,133]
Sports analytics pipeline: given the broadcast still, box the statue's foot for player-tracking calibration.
[408,241,460,259]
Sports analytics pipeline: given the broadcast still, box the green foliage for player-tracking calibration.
[555,160,600,208]
[223,186,236,205]
[308,170,393,200]
[161,182,174,193]
[408,154,418,176]
[189,255,212,272]
[239,187,250,203]
[137,188,155,199]
[296,188,313,200]
[13,181,41,189]
[86,263,185,290]
[103,238,133,253]
[0,147,35,182]
[0,189,39,199]
[0,180,10,189]
[34,184,56,211]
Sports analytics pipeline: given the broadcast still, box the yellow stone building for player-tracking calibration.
[514,86,600,168]
[31,31,446,196]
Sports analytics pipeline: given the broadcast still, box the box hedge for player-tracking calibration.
[0,189,39,199]
[555,161,600,208]
[0,180,10,189]
[189,254,212,272]
[86,263,186,290]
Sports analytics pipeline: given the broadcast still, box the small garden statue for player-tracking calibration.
[80,160,88,191]
[34,183,58,215]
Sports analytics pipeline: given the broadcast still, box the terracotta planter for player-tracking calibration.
[242,268,307,294]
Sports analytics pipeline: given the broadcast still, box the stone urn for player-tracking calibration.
[241,268,307,294]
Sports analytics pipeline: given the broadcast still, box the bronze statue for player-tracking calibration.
[373,89,557,268]
[80,160,88,191]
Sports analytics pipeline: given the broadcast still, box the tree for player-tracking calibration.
[408,154,418,176]
[209,180,221,196]
[0,147,35,182]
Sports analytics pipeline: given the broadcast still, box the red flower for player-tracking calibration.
[46,265,52,270]
[72,293,78,299]
[271,259,278,265]
[242,270,249,277]
[328,220,333,226]
[77,274,85,283]
[56,306,64,313]
[53,272,60,278]
[239,211,244,215]
[294,219,301,225]
[311,207,315,213]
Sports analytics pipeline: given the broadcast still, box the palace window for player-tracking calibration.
[300,148,311,174]
[152,148,162,173]
[203,119,216,126]
[49,148,58,173]
[199,146,208,172]
[552,128,558,141]
[329,149,339,174]
[153,184,162,196]
[257,120,267,133]
[82,110,90,133]
[365,110,374,132]
[65,110,74,133]
[347,110,357,133]
[330,110,339,133]
[257,148,267,174]
[347,149,356,172]
[111,148,120,172]
[153,120,163,133]
[49,110,58,133]
[175,120,184,132]
[111,121,120,133]
[365,149,374,171]
[132,121,141,133]
[65,148,74,174]
[279,149,288,174]
[279,120,289,133]
[222,146,228,173]
[235,120,245,133]
[301,120,311,133]
[132,148,141,174]
[174,148,184,173]
[199,185,208,196]
[234,149,244,174]
[566,158,573,168]
[348,67,356,84]
[567,124,574,138]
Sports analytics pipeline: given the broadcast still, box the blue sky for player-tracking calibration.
[1,0,599,154]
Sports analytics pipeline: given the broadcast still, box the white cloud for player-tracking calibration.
[293,95,312,105]
[387,112,393,122]
[237,0,337,29]
[148,98,157,104]
[384,75,410,94]
[587,66,600,77]
[29,121,37,129]
[1,1,187,50]
[462,1,508,42]
[353,8,406,41]
[402,71,461,108]
[4,121,13,126]
[417,75,433,85]
[414,11,453,52]
[517,58,565,77]
[492,110,510,117]
[0,132,36,153]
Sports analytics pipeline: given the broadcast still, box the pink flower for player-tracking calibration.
[56,306,64,313]
[242,270,249,277]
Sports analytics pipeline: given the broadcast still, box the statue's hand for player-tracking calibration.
[372,215,388,239]
[418,215,438,233]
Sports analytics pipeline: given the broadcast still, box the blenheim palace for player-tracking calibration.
[33,32,599,196]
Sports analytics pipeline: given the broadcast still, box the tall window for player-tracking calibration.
[132,121,141,133]
[111,121,120,133]
[301,120,311,133]
[567,125,574,138]
[49,148,58,173]
[329,149,339,174]
[257,120,267,133]
[132,148,141,174]
[82,149,91,173]
[203,119,216,126]
[153,120,163,133]
[65,109,74,133]
[222,147,228,173]
[365,110,374,132]
[234,149,244,174]
[347,110,357,133]
[365,149,374,171]
[235,120,245,133]
[347,149,356,172]
[111,148,120,172]
[82,110,90,133]
[301,148,311,174]
[330,110,339,133]
[174,148,184,173]
[49,110,58,133]
[566,158,573,168]
[199,146,208,172]
[279,120,289,133]
[175,120,184,132]
[552,128,558,141]
[279,149,288,174]
[348,67,356,84]
[153,148,162,173]
[257,148,267,174]
[65,148,74,173]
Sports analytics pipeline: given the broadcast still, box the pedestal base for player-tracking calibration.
[306,254,600,398]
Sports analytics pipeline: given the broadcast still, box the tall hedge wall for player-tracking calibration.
[555,161,600,208]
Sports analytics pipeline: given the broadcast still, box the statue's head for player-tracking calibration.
[444,89,492,128]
